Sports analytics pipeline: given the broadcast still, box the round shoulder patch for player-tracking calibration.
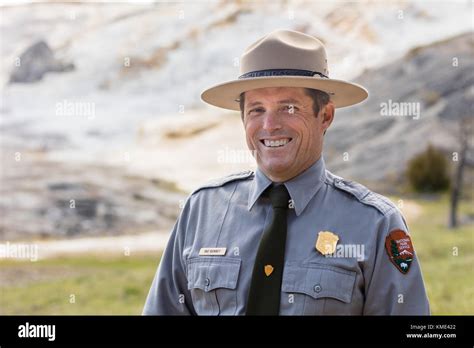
[384,229,414,274]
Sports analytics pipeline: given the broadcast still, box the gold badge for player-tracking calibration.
[264,265,274,276]
[316,231,339,255]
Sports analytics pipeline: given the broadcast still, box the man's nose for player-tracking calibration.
[262,111,282,132]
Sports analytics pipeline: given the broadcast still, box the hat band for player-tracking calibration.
[238,68,328,79]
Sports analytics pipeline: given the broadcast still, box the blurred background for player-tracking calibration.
[0,0,473,314]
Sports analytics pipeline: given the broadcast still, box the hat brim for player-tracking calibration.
[201,76,368,110]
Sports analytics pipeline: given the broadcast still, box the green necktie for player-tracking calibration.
[246,184,290,315]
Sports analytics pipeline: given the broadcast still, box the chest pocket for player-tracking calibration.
[281,262,356,315]
[186,257,241,315]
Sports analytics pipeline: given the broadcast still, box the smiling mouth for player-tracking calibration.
[260,138,293,148]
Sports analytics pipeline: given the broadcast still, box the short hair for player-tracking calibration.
[238,88,330,120]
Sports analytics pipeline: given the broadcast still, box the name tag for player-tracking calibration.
[199,247,227,256]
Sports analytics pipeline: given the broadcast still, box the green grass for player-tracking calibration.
[0,253,161,315]
[392,194,474,315]
[0,194,472,315]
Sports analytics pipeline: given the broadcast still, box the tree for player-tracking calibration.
[391,240,399,257]
[449,117,473,228]
[406,144,450,193]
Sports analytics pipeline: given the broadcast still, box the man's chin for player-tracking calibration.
[258,160,294,179]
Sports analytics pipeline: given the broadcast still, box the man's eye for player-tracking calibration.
[248,108,264,115]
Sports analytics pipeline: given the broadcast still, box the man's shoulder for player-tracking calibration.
[190,170,255,196]
[325,170,398,217]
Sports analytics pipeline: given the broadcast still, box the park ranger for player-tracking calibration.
[143,29,430,315]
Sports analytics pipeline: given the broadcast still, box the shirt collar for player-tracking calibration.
[248,156,327,216]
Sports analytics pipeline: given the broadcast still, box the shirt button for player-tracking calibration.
[314,284,322,293]
[205,278,210,287]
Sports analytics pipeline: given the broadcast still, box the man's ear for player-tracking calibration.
[321,101,335,132]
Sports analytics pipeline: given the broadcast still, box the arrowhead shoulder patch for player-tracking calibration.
[384,229,415,274]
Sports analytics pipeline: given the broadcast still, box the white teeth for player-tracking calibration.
[263,139,290,147]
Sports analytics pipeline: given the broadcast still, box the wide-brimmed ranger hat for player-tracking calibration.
[201,29,368,110]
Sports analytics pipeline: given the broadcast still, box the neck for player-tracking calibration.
[262,154,322,183]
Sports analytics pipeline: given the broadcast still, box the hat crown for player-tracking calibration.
[201,29,368,111]
[240,29,329,77]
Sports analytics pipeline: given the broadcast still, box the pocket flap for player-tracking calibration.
[187,257,241,292]
[282,262,356,303]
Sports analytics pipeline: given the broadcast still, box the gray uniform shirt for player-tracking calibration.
[143,157,430,315]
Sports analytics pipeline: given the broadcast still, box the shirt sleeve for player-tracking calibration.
[142,198,196,315]
[363,208,430,315]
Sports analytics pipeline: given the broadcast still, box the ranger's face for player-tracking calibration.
[243,87,333,182]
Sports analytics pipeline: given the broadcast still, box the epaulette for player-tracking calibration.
[191,170,254,195]
[325,170,397,216]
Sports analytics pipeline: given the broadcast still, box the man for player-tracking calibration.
[143,29,430,315]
